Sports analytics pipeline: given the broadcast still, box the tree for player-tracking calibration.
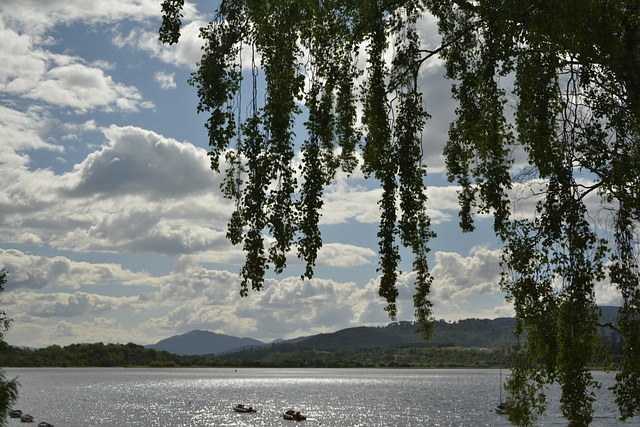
[426,1,640,425]
[160,0,435,336]
[0,268,18,426]
[160,1,640,425]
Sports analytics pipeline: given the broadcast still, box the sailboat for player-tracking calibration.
[495,368,508,414]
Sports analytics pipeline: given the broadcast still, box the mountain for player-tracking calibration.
[148,306,620,357]
[147,330,265,355]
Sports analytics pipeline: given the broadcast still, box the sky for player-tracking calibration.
[0,0,622,349]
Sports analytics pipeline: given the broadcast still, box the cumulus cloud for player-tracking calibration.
[61,125,215,199]
[0,20,154,114]
[0,20,48,92]
[30,63,154,113]
[11,317,149,348]
[0,0,163,34]
[594,279,623,307]
[316,243,375,268]
[0,122,235,256]
[0,106,61,168]
[431,246,503,305]
[24,291,128,318]
[140,273,389,342]
[0,249,150,291]
[323,185,382,225]
[154,71,177,90]
[1,251,394,346]
[112,21,206,70]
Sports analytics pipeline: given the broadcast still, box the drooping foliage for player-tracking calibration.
[427,0,640,425]
[0,268,19,426]
[160,0,435,336]
[161,0,640,424]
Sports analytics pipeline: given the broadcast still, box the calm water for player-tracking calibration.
[3,368,639,426]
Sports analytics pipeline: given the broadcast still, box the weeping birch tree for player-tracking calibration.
[160,0,640,425]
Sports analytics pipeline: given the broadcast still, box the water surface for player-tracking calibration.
[4,368,637,426]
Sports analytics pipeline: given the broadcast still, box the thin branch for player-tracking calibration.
[416,23,476,69]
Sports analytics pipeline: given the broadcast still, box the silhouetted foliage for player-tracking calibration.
[161,1,640,424]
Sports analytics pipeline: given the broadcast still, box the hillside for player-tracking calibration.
[147,330,264,355]
[222,318,519,360]
[148,306,620,357]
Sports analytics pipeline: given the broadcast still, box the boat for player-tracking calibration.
[494,402,508,415]
[9,409,23,418]
[495,368,508,415]
[233,403,256,413]
[283,409,307,421]
[20,413,34,423]
[38,423,54,427]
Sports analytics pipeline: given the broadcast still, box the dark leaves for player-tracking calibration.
[159,0,185,45]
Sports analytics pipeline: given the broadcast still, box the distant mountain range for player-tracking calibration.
[148,306,620,357]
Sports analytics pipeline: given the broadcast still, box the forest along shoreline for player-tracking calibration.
[1,311,622,369]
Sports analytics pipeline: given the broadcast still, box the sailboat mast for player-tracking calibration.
[499,368,503,403]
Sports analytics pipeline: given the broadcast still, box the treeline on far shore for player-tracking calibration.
[0,341,519,369]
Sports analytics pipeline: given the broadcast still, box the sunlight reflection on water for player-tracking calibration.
[4,368,636,426]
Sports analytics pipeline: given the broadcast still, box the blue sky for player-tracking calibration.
[0,1,621,348]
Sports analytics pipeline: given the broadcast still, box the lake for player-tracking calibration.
[3,368,638,426]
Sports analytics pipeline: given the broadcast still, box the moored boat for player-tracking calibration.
[283,409,307,421]
[494,402,507,414]
[233,403,256,413]
[20,413,34,423]
[495,368,509,415]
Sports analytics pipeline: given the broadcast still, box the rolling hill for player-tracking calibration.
[147,330,264,355]
[148,306,620,357]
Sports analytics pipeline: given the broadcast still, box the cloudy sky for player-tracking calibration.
[0,0,620,349]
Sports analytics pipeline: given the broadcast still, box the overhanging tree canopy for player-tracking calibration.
[161,0,436,336]
[160,1,640,425]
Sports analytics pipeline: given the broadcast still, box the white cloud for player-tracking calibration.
[9,317,149,348]
[24,291,129,318]
[0,18,155,114]
[139,273,389,342]
[323,184,382,225]
[112,21,206,70]
[62,125,215,198]
[1,251,393,346]
[154,71,177,90]
[0,0,163,34]
[317,243,375,268]
[0,124,241,258]
[431,246,503,305]
[0,105,61,168]
[594,279,622,307]
[0,249,150,291]
[0,20,48,92]
[27,63,154,113]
